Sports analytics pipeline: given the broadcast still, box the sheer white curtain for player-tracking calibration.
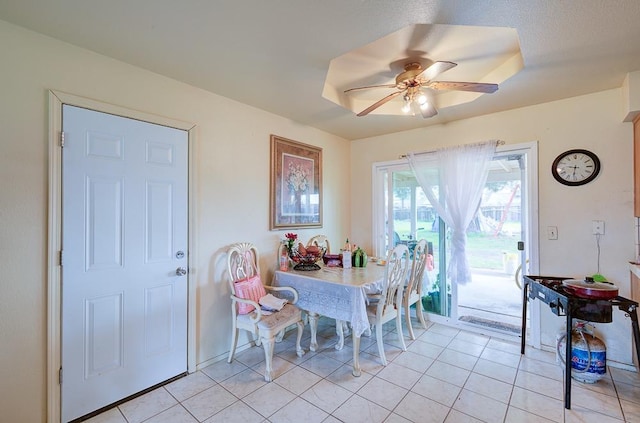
[407,140,497,285]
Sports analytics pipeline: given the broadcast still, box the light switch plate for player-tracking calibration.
[547,226,558,240]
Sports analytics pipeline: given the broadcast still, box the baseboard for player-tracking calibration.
[195,341,254,372]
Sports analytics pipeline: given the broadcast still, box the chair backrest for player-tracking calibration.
[306,235,331,253]
[407,239,428,296]
[227,242,260,293]
[380,244,410,312]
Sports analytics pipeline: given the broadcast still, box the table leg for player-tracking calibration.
[564,311,572,409]
[335,319,345,351]
[308,312,319,352]
[616,301,640,367]
[521,280,528,354]
[352,333,361,377]
[629,305,640,367]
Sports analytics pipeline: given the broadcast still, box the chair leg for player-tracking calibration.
[363,325,372,337]
[228,326,238,363]
[396,314,407,351]
[342,320,351,336]
[295,320,305,358]
[416,298,428,329]
[261,336,276,382]
[405,299,415,340]
[376,323,387,366]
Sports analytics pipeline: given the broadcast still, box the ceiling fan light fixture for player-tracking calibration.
[343,57,500,118]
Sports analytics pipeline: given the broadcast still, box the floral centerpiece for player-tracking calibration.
[284,232,298,255]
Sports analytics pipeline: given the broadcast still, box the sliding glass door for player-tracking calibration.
[456,152,526,334]
[373,143,538,335]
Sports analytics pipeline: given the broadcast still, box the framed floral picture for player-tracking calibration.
[270,135,322,229]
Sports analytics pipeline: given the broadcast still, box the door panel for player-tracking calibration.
[144,283,175,355]
[86,176,123,269]
[146,181,173,262]
[85,293,124,378]
[61,105,188,422]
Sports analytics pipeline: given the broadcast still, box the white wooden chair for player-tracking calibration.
[306,234,331,253]
[366,244,410,365]
[403,239,429,340]
[227,242,304,382]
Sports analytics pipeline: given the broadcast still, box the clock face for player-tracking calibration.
[551,149,601,186]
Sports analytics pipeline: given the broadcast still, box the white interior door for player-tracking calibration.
[61,105,188,422]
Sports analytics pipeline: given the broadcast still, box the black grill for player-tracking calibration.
[520,275,640,410]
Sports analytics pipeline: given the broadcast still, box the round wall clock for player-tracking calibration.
[551,149,601,186]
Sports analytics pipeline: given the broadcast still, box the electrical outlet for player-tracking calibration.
[547,226,558,240]
[592,220,605,235]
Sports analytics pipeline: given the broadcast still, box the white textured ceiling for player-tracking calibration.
[323,23,523,116]
[2,0,640,140]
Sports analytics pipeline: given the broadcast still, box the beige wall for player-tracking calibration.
[0,20,350,422]
[350,88,636,366]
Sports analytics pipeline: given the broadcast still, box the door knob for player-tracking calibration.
[176,267,187,276]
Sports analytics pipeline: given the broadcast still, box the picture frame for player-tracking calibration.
[270,135,322,230]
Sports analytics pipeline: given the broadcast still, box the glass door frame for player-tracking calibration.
[372,141,541,344]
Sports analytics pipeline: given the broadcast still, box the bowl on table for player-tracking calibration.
[322,253,342,267]
[290,246,325,270]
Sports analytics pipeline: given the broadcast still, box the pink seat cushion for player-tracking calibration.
[234,275,266,314]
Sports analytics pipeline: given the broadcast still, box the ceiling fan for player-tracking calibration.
[344,61,498,118]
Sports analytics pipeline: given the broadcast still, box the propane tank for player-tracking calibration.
[556,321,606,384]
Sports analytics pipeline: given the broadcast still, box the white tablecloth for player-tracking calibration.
[274,265,386,336]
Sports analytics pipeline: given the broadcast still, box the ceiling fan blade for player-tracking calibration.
[356,91,404,117]
[419,102,438,119]
[418,61,457,82]
[344,84,397,94]
[427,81,499,93]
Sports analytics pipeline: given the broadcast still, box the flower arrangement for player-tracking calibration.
[286,162,309,194]
[284,232,298,254]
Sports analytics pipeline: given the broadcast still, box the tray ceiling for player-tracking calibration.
[1,1,640,140]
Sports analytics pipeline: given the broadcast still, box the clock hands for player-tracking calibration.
[560,164,592,181]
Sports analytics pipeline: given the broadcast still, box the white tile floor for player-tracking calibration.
[85,318,640,423]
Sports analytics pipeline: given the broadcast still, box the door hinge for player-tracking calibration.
[60,131,65,148]
[59,250,63,266]
[59,367,63,384]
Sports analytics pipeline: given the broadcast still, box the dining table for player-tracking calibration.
[273,263,386,376]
